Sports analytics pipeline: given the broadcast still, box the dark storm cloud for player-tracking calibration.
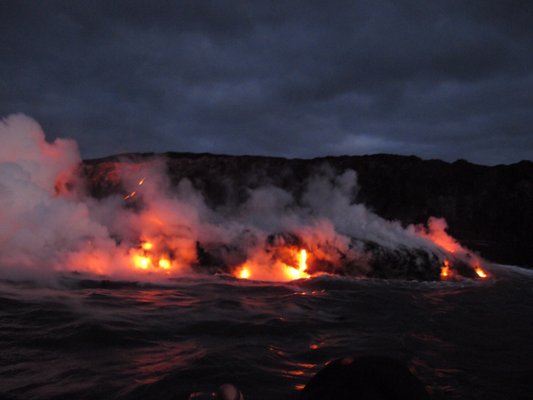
[1,0,532,164]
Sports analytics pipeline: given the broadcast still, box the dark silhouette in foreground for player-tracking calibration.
[215,384,244,400]
[300,356,430,400]
[205,356,430,400]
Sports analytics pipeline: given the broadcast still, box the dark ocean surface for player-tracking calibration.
[1,265,532,400]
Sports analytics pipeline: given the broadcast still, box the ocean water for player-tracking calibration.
[0,265,532,400]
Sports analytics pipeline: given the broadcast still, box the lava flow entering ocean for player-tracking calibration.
[0,114,490,283]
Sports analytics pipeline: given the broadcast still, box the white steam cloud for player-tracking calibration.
[0,114,478,282]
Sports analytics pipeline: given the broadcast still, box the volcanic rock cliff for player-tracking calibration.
[83,153,533,269]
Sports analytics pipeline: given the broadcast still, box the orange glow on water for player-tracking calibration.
[288,370,305,376]
[282,248,310,280]
[473,259,488,279]
[286,248,309,280]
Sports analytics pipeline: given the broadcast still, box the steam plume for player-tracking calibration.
[0,114,487,282]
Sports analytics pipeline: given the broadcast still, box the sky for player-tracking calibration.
[1,0,532,165]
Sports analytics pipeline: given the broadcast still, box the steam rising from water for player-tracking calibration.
[0,114,483,282]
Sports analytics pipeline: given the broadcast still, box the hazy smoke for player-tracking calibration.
[0,115,116,279]
[0,114,474,282]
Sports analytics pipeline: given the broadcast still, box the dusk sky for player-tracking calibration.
[1,0,532,164]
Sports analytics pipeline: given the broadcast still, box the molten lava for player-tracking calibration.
[415,218,489,281]
[472,260,488,278]
[475,267,487,278]
[440,259,451,279]
[299,249,307,270]
[234,247,310,282]
[124,177,146,200]
[141,242,153,251]
[129,239,179,275]
[123,191,137,200]
[282,249,310,280]
[238,266,251,279]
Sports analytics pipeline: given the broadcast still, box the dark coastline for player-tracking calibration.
[83,153,533,269]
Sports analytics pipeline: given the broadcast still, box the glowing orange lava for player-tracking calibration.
[158,258,171,270]
[280,248,310,281]
[141,242,154,251]
[416,219,490,280]
[440,259,451,279]
[234,247,311,282]
[475,267,487,278]
[133,254,151,270]
[124,177,146,200]
[128,238,178,274]
[299,249,307,270]
[238,267,251,279]
[123,191,137,200]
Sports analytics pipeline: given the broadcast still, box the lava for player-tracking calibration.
[158,258,171,270]
[282,249,310,280]
[124,191,137,200]
[415,218,489,280]
[475,267,487,278]
[124,177,146,200]
[141,242,154,251]
[472,259,488,278]
[238,266,251,279]
[129,239,178,274]
[234,247,310,282]
[440,259,451,279]
[0,115,496,282]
